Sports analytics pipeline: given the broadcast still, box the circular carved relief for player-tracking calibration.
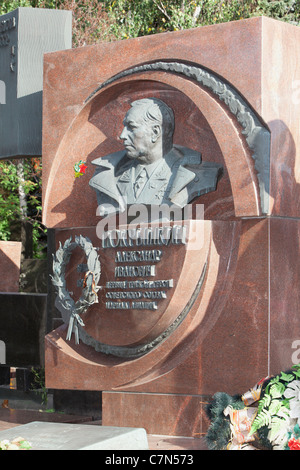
[50,60,270,364]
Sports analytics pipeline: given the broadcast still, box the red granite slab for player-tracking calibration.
[0,242,21,292]
[42,17,270,229]
[43,17,300,438]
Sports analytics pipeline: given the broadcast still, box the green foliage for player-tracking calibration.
[102,0,300,40]
[255,0,300,23]
[0,159,46,258]
[205,392,245,450]
[0,162,18,240]
[2,1,300,42]
[103,0,250,39]
[30,367,48,405]
[250,369,299,437]
[0,0,65,15]
[291,422,300,439]
[292,362,300,378]
[0,0,32,15]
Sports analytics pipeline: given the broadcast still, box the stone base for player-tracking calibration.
[102,392,210,438]
[45,217,300,438]
[0,421,149,450]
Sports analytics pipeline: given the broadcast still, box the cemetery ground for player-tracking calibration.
[0,376,207,450]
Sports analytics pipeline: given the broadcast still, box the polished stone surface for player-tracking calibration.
[43,17,300,439]
[0,293,47,367]
[42,16,300,226]
[0,421,149,450]
[0,241,21,292]
[53,220,212,353]
[45,218,270,399]
[102,392,210,438]
[262,20,300,218]
[269,218,300,373]
[42,18,271,229]
[0,8,72,159]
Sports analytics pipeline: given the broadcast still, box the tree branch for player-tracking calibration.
[152,0,172,21]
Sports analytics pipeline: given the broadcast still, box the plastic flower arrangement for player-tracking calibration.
[205,363,300,450]
[284,380,300,424]
[0,437,31,450]
[286,424,300,450]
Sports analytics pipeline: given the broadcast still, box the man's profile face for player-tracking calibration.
[120,106,160,164]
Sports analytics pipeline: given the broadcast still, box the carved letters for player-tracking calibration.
[102,226,185,311]
[0,16,16,48]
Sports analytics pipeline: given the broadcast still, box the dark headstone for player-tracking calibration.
[16,367,35,392]
[0,293,47,367]
[53,390,102,418]
[0,365,10,385]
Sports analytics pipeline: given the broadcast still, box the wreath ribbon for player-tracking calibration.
[83,270,98,296]
[51,235,101,345]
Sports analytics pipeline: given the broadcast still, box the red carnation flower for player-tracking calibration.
[79,163,87,174]
[288,438,300,450]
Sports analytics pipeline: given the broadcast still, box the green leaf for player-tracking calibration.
[269,382,285,398]
[268,399,283,415]
[268,416,286,442]
[280,372,295,383]
[250,409,272,434]
[257,393,271,413]
[292,364,300,378]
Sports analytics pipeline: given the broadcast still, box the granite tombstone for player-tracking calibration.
[0,241,21,292]
[0,7,72,159]
[0,422,149,450]
[43,18,300,438]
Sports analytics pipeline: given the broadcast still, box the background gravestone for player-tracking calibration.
[0,241,21,292]
[43,17,300,438]
[0,8,72,379]
[0,7,72,159]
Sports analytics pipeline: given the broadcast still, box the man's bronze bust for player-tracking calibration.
[89,97,223,213]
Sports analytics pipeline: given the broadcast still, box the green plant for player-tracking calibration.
[30,367,48,406]
[0,158,46,259]
[250,365,300,444]
[205,391,245,450]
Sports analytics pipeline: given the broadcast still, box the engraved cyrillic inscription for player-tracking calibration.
[105,279,173,289]
[106,301,158,310]
[101,225,187,249]
[114,264,156,278]
[115,249,162,263]
[104,227,178,311]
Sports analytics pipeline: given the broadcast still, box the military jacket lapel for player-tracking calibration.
[116,166,135,203]
[135,160,170,204]
[89,150,127,203]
